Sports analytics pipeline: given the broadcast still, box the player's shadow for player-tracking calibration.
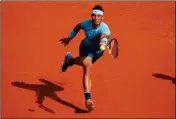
[152,73,175,84]
[11,79,88,114]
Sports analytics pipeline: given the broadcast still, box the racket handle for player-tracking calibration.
[106,45,111,54]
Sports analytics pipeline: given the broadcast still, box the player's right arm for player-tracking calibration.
[59,20,88,46]
[99,25,111,51]
[68,23,82,40]
[59,22,84,46]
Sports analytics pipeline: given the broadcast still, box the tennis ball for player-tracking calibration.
[100,45,106,51]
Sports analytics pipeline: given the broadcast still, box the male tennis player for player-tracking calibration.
[59,5,111,111]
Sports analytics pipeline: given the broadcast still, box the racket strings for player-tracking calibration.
[109,39,118,58]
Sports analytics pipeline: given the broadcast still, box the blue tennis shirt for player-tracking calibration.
[80,19,111,51]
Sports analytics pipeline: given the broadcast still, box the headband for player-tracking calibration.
[92,10,104,16]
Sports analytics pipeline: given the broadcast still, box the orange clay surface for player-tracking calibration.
[1,2,175,118]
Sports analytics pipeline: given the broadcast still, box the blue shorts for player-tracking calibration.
[79,42,104,63]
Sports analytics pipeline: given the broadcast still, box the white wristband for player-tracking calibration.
[100,37,108,46]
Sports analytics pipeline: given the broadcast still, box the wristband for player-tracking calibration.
[68,31,77,40]
[100,37,108,46]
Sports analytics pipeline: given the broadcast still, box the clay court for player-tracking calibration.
[1,1,175,118]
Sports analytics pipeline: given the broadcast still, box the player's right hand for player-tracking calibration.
[58,37,71,46]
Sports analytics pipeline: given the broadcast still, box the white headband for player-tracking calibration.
[92,10,104,16]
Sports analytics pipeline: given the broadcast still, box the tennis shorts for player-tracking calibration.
[79,40,104,63]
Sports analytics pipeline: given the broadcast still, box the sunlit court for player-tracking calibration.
[1,1,175,118]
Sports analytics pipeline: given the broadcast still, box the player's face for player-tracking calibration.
[91,14,103,26]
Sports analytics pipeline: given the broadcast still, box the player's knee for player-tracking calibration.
[83,62,92,72]
[83,65,91,75]
[82,63,92,75]
[82,57,92,67]
[81,56,92,75]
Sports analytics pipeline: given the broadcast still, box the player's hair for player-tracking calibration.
[92,5,104,12]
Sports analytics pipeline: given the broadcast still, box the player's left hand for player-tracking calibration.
[58,37,71,46]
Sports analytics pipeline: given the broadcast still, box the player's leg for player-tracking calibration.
[69,56,84,66]
[68,43,91,66]
[81,51,104,112]
[81,56,94,111]
[61,43,90,72]
[70,50,104,67]
[83,51,104,111]
[61,51,94,110]
[61,53,85,72]
[82,56,92,93]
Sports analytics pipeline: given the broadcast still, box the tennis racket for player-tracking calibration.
[106,38,119,59]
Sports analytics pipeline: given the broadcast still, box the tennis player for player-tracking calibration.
[59,4,111,111]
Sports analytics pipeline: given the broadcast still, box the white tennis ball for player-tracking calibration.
[100,45,106,51]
